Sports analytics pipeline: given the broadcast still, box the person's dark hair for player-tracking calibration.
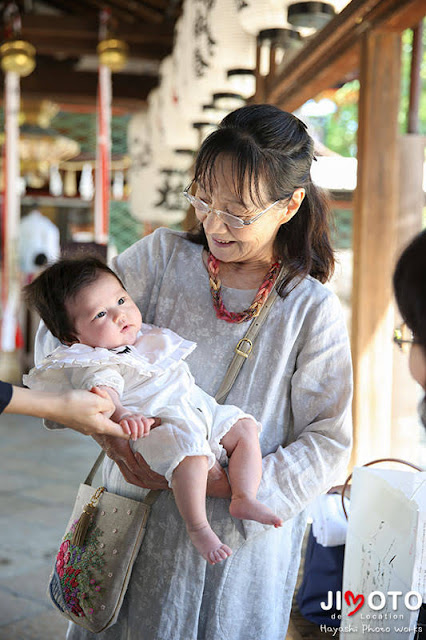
[186,103,335,295]
[24,256,124,344]
[393,230,426,350]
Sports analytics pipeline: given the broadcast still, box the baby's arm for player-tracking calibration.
[97,385,155,441]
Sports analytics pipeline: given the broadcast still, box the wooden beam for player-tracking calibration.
[103,0,164,23]
[273,46,359,112]
[0,62,157,109]
[350,30,401,465]
[20,15,174,59]
[20,15,174,44]
[379,0,426,32]
[80,0,138,24]
[266,0,424,110]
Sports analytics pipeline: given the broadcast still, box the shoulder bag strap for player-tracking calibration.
[214,266,286,405]
[85,266,286,501]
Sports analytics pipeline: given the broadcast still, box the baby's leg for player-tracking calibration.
[221,418,283,527]
[172,456,232,565]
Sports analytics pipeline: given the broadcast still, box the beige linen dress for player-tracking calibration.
[37,228,352,640]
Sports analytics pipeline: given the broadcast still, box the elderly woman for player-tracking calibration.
[38,104,352,640]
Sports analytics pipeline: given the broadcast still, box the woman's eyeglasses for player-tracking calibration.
[182,183,281,230]
[393,323,418,353]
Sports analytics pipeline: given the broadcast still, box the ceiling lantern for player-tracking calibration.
[257,27,303,76]
[234,0,288,34]
[287,2,336,30]
[0,39,35,77]
[226,69,256,99]
[97,38,128,72]
[212,92,246,112]
[202,103,229,124]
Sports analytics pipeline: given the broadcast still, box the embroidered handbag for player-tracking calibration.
[48,466,160,633]
[47,268,285,633]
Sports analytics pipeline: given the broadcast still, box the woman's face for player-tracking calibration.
[195,158,304,266]
[409,343,426,391]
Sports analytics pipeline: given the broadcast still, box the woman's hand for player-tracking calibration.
[6,385,130,438]
[206,461,231,498]
[92,431,231,496]
[93,424,169,491]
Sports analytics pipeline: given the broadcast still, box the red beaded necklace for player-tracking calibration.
[207,252,282,323]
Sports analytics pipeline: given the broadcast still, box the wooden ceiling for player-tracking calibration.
[0,0,183,112]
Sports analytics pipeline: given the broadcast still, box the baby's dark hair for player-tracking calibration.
[24,256,124,344]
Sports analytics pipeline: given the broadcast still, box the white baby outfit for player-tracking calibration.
[24,323,258,484]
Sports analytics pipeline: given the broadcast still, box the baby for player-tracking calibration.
[24,257,282,564]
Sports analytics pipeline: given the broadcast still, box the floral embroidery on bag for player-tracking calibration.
[54,519,105,617]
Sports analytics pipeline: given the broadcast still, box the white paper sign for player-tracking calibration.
[340,467,426,640]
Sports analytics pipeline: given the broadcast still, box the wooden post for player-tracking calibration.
[350,30,402,466]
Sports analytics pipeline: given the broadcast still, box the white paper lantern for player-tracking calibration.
[127,111,152,172]
[176,0,256,120]
[235,0,315,38]
[79,163,94,201]
[132,90,189,225]
[174,3,220,120]
[112,170,124,200]
[158,55,198,152]
[234,0,288,34]
[49,164,63,196]
[128,111,154,222]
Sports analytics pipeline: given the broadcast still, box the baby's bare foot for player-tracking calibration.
[187,522,232,565]
[230,497,283,527]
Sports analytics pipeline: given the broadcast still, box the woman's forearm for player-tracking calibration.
[3,385,130,438]
[4,385,62,418]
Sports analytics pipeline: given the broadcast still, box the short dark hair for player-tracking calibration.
[393,230,426,350]
[24,256,124,344]
[186,104,335,296]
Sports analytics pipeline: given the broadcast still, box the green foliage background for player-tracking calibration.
[315,24,426,158]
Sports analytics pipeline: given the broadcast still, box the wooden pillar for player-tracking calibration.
[350,30,401,466]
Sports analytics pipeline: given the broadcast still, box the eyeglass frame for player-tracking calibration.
[182,181,284,229]
[393,323,418,352]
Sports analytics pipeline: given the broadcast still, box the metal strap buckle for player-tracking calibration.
[235,338,253,359]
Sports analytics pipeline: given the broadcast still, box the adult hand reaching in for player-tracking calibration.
[3,384,132,438]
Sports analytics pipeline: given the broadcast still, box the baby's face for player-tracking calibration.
[66,272,142,349]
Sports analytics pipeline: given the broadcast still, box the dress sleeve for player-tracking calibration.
[245,292,353,536]
[0,380,13,413]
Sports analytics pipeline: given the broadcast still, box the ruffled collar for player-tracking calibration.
[38,323,196,376]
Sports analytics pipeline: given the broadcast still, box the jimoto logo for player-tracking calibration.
[320,591,422,616]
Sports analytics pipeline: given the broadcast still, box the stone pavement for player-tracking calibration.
[0,413,334,640]
[0,413,100,640]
